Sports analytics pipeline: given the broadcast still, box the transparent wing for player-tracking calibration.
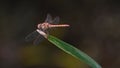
[52,16,60,24]
[25,31,39,42]
[44,14,52,23]
[33,34,45,45]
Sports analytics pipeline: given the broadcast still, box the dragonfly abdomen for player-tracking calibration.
[49,24,69,28]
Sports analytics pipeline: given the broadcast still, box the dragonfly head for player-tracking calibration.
[37,23,49,31]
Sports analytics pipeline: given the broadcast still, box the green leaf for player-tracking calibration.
[47,35,102,68]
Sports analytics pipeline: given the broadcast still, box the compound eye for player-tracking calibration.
[37,24,41,29]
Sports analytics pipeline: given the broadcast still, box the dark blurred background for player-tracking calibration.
[0,0,120,68]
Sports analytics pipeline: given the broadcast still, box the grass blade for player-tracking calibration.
[47,35,102,68]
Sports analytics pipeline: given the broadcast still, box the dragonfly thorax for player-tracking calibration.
[37,23,50,31]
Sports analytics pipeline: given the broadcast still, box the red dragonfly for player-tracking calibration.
[25,14,69,45]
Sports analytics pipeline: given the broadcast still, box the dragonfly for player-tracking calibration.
[25,14,69,45]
